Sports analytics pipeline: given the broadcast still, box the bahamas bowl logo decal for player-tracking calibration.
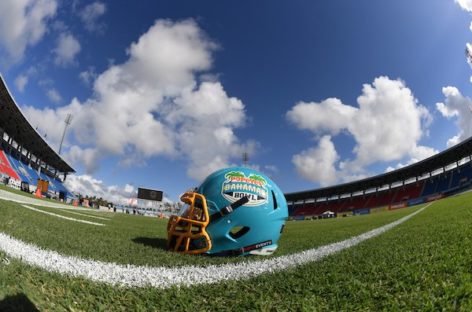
[222,171,268,206]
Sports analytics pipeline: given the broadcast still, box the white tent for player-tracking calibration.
[321,210,335,218]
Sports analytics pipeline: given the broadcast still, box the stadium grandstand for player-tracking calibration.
[285,137,472,218]
[0,75,74,200]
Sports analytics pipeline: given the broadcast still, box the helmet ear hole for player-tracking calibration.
[271,190,278,210]
[229,226,250,239]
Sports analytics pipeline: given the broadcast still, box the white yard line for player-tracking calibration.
[0,204,431,289]
[0,189,111,217]
[0,189,84,210]
[20,205,105,227]
[59,209,111,221]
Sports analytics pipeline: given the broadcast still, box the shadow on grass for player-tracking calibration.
[132,237,168,250]
[0,293,39,312]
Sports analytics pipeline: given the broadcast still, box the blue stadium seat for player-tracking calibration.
[450,165,472,188]
[436,173,451,193]
[421,178,437,196]
[3,151,70,196]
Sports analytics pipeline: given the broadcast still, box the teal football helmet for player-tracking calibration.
[167,167,288,256]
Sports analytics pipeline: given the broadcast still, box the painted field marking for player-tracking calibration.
[0,189,95,212]
[59,209,112,221]
[0,204,431,289]
[20,205,105,227]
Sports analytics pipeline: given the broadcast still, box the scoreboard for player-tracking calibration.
[137,187,163,201]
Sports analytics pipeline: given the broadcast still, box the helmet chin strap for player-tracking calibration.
[210,196,249,223]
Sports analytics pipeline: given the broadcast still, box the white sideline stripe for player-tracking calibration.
[20,205,105,227]
[0,204,430,289]
[0,189,112,217]
[59,209,111,221]
[0,189,91,211]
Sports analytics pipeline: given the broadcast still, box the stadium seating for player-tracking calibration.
[366,190,395,208]
[289,156,472,217]
[343,196,370,211]
[391,181,424,204]
[435,173,452,194]
[0,149,20,180]
[5,153,40,186]
[0,147,71,197]
[450,164,472,189]
[421,178,437,197]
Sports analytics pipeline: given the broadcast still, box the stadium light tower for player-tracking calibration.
[242,151,249,167]
[58,113,73,155]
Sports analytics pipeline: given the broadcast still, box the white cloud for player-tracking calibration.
[292,135,339,186]
[385,145,438,172]
[15,74,28,92]
[436,86,472,147]
[287,98,357,135]
[64,146,100,173]
[287,76,434,185]
[64,174,133,204]
[409,145,438,163]
[79,1,106,34]
[0,0,57,63]
[54,33,81,66]
[456,0,472,12]
[79,67,97,85]
[466,43,472,67]
[22,104,75,151]
[64,174,173,205]
[447,135,461,147]
[168,81,248,180]
[22,19,251,182]
[351,77,431,166]
[47,88,62,104]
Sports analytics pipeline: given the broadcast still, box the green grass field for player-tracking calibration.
[0,190,471,311]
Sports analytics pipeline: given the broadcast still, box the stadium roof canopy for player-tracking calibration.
[285,136,472,202]
[0,75,75,173]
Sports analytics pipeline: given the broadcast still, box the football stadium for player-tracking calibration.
[1,1,472,311]
[0,74,471,310]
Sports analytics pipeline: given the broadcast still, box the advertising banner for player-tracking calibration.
[389,202,407,210]
[408,198,424,206]
[353,208,370,215]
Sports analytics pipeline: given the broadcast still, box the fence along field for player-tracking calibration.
[0,190,470,310]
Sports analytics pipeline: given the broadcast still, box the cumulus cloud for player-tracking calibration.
[64,174,173,204]
[54,33,81,66]
[64,174,134,204]
[47,88,62,104]
[350,77,431,166]
[466,43,472,67]
[23,19,251,181]
[436,86,472,147]
[385,145,438,172]
[15,74,29,92]
[64,146,101,176]
[79,1,106,34]
[286,98,356,135]
[287,76,435,185]
[292,135,339,186]
[0,0,57,63]
[22,104,72,151]
[79,67,97,85]
[456,0,472,12]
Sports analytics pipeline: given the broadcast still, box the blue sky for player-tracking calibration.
[1,0,472,203]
